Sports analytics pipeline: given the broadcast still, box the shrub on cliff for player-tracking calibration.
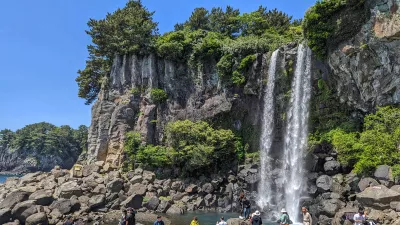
[150,88,168,103]
[77,0,158,104]
[311,106,400,176]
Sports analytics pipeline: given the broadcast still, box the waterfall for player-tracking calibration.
[258,44,312,221]
[258,50,279,210]
[282,44,312,220]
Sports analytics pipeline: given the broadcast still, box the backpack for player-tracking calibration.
[252,216,261,225]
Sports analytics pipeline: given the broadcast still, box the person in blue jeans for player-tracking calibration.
[242,197,251,220]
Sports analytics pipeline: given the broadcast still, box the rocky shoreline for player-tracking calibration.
[0,160,260,225]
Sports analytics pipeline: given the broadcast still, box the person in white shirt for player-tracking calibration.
[353,209,366,225]
[216,217,228,225]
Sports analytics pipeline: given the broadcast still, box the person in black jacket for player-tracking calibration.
[251,211,263,225]
[126,207,137,225]
[242,197,251,219]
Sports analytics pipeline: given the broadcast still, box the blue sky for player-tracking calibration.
[0,0,316,131]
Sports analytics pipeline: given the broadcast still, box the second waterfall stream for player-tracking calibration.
[258,44,312,221]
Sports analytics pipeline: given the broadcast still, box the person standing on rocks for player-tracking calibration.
[216,216,227,225]
[239,192,245,218]
[126,207,137,225]
[279,209,292,225]
[242,196,251,220]
[301,207,312,225]
[119,209,127,225]
[154,215,165,225]
[190,216,200,225]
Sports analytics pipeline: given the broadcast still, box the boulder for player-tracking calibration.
[323,160,341,175]
[171,181,184,191]
[156,200,171,213]
[391,185,400,193]
[357,185,400,209]
[25,212,48,225]
[390,201,400,211]
[172,192,187,201]
[344,172,360,192]
[82,164,100,177]
[228,175,237,183]
[185,184,198,194]
[142,171,155,183]
[358,177,379,192]
[244,173,259,184]
[316,175,332,192]
[374,165,393,181]
[227,218,251,225]
[93,184,106,194]
[0,208,12,224]
[129,183,147,196]
[88,195,105,209]
[145,197,159,211]
[19,172,41,185]
[166,204,184,215]
[3,220,21,225]
[121,194,143,209]
[130,175,143,184]
[195,197,205,208]
[11,200,38,223]
[106,178,124,193]
[49,199,80,215]
[0,191,29,209]
[78,196,90,206]
[319,198,345,217]
[29,190,54,206]
[55,181,82,198]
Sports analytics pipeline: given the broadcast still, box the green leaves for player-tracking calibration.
[150,88,168,104]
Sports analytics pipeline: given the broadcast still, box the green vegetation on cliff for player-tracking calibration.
[0,122,88,157]
[310,107,400,176]
[123,120,242,176]
[76,1,302,103]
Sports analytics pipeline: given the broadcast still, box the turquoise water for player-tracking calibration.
[0,174,19,183]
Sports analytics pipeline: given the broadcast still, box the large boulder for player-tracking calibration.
[106,178,124,193]
[316,175,332,192]
[129,183,147,196]
[145,197,159,211]
[88,195,105,210]
[49,199,80,215]
[319,199,345,217]
[166,204,184,215]
[11,200,38,223]
[202,183,214,194]
[171,181,184,191]
[82,164,100,177]
[358,177,379,192]
[357,185,400,209]
[55,181,82,198]
[172,192,187,201]
[391,185,400,193]
[0,191,29,209]
[0,209,11,224]
[19,172,42,185]
[324,160,341,175]
[121,195,143,209]
[25,212,48,225]
[156,200,171,213]
[142,171,155,183]
[130,175,143,185]
[29,190,54,206]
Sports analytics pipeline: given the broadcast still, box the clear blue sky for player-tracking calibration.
[0,0,316,131]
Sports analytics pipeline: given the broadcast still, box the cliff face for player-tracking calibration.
[327,0,400,112]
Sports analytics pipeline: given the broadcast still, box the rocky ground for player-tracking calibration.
[0,160,259,225]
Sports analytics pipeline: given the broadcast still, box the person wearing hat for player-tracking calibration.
[63,215,74,225]
[251,211,263,225]
[302,207,312,225]
[279,208,292,225]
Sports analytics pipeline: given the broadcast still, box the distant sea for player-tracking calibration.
[0,174,20,183]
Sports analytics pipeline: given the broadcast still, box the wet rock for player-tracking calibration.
[29,190,54,206]
[25,212,48,225]
[0,191,29,209]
